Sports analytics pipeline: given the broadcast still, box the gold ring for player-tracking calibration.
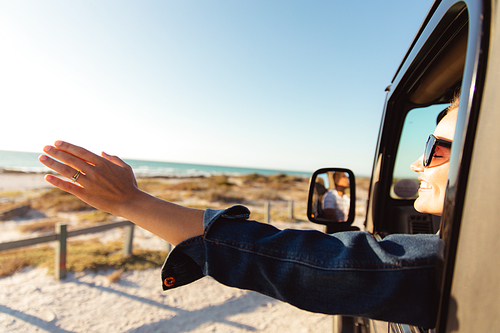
[71,170,81,182]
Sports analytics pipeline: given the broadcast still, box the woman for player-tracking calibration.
[38,99,458,328]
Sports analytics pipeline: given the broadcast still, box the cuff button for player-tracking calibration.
[164,277,176,287]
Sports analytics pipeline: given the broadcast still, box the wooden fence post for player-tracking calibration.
[123,224,134,256]
[55,223,67,280]
[265,201,271,223]
[288,200,294,220]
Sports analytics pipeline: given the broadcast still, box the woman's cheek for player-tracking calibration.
[422,164,449,216]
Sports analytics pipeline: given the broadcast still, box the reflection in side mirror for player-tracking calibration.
[392,178,419,199]
[307,168,358,233]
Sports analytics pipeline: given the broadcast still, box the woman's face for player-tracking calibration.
[410,108,458,216]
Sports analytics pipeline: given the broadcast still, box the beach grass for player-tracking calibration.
[0,174,370,278]
[0,239,168,279]
[0,190,23,199]
[17,218,62,233]
[29,188,93,213]
[77,210,114,224]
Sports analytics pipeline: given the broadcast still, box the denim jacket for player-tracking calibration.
[161,205,440,328]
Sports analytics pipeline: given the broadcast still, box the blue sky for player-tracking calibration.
[0,1,434,176]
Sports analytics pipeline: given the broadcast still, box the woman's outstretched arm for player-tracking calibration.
[39,140,204,245]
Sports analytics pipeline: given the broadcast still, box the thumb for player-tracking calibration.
[101,151,128,168]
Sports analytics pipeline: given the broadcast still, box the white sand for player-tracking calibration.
[0,173,52,191]
[0,174,338,332]
[0,267,332,332]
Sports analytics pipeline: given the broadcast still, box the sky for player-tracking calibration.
[0,0,435,176]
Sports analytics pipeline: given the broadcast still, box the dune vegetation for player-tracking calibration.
[0,173,369,279]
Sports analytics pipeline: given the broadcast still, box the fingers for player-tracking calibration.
[40,141,135,186]
[41,141,103,176]
[39,154,85,184]
[54,141,103,165]
[43,141,102,173]
[40,141,100,184]
[44,174,85,196]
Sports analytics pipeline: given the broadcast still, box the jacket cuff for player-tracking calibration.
[161,205,250,290]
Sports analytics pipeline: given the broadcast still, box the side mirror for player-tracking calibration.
[307,168,358,233]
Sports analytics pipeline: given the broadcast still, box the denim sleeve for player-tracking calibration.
[161,205,440,328]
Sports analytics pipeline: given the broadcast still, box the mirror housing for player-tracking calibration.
[307,168,359,233]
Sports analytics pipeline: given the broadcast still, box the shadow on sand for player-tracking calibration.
[0,304,73,333]
[74,276,275,332]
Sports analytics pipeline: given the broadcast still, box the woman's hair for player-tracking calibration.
[437,93,460,124]
[448,92,461,111]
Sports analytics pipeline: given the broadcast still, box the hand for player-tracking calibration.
[40,140,204,244]
[39,141,142,217]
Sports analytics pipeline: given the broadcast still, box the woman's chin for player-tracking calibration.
[414,196,441,216]
[414,196,430,214]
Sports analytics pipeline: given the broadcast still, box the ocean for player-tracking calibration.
[0,150,311,178]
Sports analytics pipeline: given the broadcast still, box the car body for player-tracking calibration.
[308,0,500,332]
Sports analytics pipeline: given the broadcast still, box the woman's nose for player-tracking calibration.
[411,155,424,173]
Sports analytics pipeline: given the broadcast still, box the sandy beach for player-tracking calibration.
[0,267,332,332]
[0,172,367,332]
[0,173,52,191]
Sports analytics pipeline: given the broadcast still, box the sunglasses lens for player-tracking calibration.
[423,135,436,167]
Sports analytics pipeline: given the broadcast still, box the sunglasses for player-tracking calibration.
[423,134,452,167]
